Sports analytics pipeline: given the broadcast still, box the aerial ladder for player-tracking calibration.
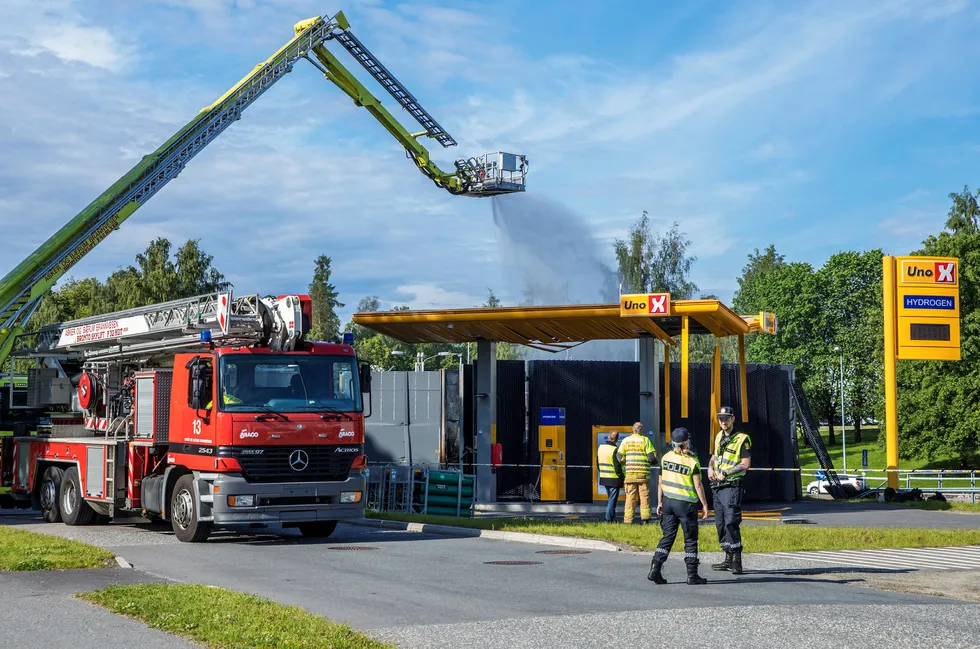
[0,10,528,395]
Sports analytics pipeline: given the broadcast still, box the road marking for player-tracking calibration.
[763,545,980,571]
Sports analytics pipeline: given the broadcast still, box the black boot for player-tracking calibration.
[711,552,733,571]
[647,560,667,584]
[730,551,743,575]
[686,563,707,585]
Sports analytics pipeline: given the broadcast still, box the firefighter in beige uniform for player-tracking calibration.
[616,422,656,524]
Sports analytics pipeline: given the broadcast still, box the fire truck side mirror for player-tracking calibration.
[358,361,371,394]
[185,356,212,411]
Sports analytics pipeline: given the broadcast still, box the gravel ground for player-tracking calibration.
[369,604,980,649]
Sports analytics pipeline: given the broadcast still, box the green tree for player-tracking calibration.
[816,250,883,443]
[308,255,344,342]
[893,186,980,464]
[732,245,786,315]
[614,212,699,298]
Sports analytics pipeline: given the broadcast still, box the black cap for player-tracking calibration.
[717,406,735,418]
[670,427,690,443]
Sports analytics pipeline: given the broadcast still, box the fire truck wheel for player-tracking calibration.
[40,466,65,523]
[171,475,212,543]
[297,520,338,538]
[60,467,95,526]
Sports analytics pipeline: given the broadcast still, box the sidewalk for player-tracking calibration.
[0,568,194,649]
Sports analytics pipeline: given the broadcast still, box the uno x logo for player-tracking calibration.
[649,294,668,314]
[935,262,956,284]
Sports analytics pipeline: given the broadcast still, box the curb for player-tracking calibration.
[115,556,133,569]
[349,518,621,552]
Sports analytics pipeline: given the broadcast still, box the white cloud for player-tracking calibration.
[390,283,485,310]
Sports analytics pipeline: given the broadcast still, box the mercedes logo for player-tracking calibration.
[289,449,309,472]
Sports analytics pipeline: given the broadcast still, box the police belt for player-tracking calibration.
[710,479,742,491]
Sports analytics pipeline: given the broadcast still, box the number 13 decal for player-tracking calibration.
[192,419,202,435]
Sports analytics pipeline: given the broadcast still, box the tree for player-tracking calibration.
[732,245,786,315]
[815,250,883,443]
[892,186,980,464]
[308,255,344,342]
[614,212,699,298]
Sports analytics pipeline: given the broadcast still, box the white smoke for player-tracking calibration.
[491,193,635,361]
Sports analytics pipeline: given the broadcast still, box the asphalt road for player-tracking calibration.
[5,513,980,648]
[0,569,194,649]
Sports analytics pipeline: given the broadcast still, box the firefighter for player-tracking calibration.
[708,405,752,575]
[597,431,625,522]
[617,421,656,524]
[648,427,709,585]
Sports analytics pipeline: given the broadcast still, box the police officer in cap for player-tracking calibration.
[708,405,752,575]
[648,427,709,585]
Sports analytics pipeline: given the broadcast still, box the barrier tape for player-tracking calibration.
[366,463,980,474]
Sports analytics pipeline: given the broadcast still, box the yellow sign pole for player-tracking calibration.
[663,341,671,443]
[681,315,690,418]
[883,256,899,489]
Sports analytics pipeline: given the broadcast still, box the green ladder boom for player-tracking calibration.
[0,10,528,378]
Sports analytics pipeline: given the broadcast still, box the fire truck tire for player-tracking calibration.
[171,475,212,543]
[60,467,95,526]
[40,466,65,523]
[297,520,338,538]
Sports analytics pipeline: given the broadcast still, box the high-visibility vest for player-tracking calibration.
[597,444,621,481]
[618,434,655,481]
[714,431,750,482]
[660,450,700,502]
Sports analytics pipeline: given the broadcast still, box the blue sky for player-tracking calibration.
[2,0,979,325]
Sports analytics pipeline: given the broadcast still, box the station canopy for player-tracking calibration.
[352,299,775,351]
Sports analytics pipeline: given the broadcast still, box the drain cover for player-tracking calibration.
[328,546,379,551]
[483,560,544,566]
[535,549,591,555]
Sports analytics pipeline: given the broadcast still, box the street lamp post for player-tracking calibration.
[834,345,846,473]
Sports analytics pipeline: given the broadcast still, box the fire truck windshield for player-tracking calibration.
[218,354,362,413]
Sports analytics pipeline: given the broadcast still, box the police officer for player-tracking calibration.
[708,405,752,575]
[648,427,709,585]
[617,422,656,524]
[597,431,625,522]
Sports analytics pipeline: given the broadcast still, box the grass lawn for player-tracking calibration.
[80,584,392,649]
[798,426,972,491]
[0,526,115,571]
[366,511,980,553]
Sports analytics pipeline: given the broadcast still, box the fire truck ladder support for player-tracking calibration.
[22,292,276,361]
[333,30,457,148]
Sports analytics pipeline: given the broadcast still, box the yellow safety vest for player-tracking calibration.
[618,434,655,481]
[714,432,750,483]
[661,450,700,502]
[597,444,621,481]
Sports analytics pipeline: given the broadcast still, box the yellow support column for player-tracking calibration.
[883,256,900,489]
[681,315,690,418]
[663,341,671,442]
[711,342,721,445]
[738,334,749,422]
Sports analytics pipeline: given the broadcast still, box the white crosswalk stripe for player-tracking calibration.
[762,545,980,571]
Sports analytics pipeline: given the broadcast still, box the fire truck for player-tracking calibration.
[0,9,528,539]
[2,290,371,542]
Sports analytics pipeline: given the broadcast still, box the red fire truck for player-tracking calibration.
[0,291,371,542]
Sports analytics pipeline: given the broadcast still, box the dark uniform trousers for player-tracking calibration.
[653,497,699,566]
[712,481,743,552]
